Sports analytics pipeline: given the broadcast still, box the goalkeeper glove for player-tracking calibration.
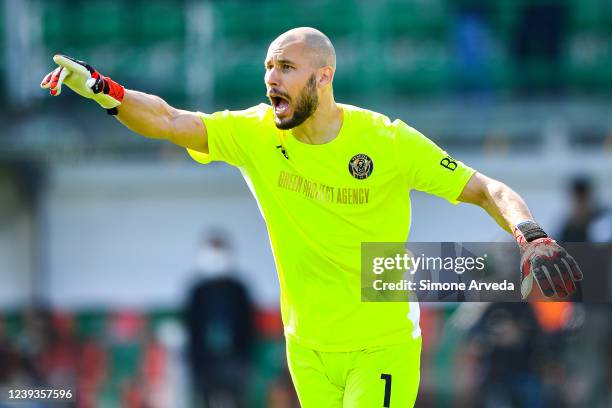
[40,55,124,115]
[513,221,583,299]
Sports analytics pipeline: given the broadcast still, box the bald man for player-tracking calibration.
[42,27,582,407]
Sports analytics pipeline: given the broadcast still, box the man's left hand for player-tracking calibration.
[514,222,583,299]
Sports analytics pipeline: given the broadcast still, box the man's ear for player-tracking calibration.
[318,67,334,87]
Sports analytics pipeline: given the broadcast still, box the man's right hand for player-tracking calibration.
[41,55,207,151]
[40,55,125,114]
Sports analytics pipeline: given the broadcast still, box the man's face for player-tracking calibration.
[264,40,319,130]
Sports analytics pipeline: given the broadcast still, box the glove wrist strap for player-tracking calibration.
[515,221,548,242]
[91,75,124,113]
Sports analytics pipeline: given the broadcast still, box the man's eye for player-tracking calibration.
[281,65,292,71]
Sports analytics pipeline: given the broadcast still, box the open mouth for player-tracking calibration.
[269,94,290,116]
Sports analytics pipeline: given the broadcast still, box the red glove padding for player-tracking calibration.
[515,234,583,299]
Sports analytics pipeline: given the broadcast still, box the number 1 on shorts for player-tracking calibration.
[380,373,392,407]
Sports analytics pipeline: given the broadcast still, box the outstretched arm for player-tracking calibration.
[458,172,583,299]
[116,90,207,152]
[41,55,208,153]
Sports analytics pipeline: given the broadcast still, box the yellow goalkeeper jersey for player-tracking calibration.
[187,103,475,351]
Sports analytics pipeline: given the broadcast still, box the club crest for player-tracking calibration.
[348,154,374,180]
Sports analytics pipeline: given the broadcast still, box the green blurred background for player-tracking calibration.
[0,0,611,407]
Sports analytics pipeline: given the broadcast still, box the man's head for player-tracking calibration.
[264,27,336,129]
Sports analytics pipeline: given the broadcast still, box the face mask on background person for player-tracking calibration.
[194,244,232,278]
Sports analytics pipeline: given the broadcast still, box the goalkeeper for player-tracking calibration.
[41,27,582,407]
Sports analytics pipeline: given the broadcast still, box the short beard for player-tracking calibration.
[274,74,319,130]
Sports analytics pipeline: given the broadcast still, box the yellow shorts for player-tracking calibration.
[286,337,421,408]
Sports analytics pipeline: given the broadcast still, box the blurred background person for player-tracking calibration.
[184,230,255,408]
[465,303,546,408]
[558,176,605,243]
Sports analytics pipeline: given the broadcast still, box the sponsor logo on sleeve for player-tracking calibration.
[440,155,457,171]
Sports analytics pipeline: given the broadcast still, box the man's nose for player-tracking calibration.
[265,67,280,87]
